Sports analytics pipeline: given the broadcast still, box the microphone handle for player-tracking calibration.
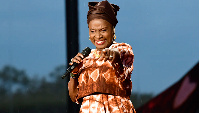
[61,47,91,79]
[61,63,77,79]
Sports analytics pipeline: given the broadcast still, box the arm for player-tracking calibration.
[68,77,78,102]
[98,43,134,76]
[115,43,134,96]
[68,53,84,102]
[110,43,134,79]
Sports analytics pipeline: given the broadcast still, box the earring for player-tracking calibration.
[114,34,116,39]
[89,36,90,40]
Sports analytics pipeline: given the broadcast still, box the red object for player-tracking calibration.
[136,62,199,113]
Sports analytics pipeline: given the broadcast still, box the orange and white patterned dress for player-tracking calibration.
[72,42,136,113]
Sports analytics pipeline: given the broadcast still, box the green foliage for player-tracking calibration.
[0,65,29,95]
[0,65,66,113]
[0,65,154,112]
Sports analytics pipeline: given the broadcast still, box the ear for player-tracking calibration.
[113,27,115,35]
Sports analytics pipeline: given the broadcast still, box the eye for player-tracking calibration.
[90,30,95,33]
[101,29,107,32]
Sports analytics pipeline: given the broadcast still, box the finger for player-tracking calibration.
[77,53,84,59]
[112,51,118,62]
[69,59,73,65]
[109,50,114,60]
[105,48,109,54]
[75,55,83,63]
[102,49,107,55]
[72,58,81,64]
[74,52,85,63]
[102,49,109,61]
[71,56,81,64]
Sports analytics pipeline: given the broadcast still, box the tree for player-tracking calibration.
[0,65,29,95]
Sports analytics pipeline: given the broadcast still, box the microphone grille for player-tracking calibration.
[82,47,91,57]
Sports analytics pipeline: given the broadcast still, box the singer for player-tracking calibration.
[68,1,136,113]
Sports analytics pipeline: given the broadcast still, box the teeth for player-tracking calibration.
[96,40,105,45]
[95,40,106,45]
[96,41,104,44]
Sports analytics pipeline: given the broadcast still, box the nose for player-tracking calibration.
[95,31,102,39]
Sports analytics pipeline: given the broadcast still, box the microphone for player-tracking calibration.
[61,47,91,79]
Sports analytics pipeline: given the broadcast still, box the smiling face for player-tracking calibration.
[88,19,114,51]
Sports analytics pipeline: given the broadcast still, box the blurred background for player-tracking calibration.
[0,0,198,112]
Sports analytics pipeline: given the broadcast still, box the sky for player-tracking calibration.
[0,0,198,95]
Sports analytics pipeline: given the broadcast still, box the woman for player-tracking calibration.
[68,1,136,113]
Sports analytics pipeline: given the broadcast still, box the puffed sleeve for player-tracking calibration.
[110,42,134,80]
[110,42,134,96]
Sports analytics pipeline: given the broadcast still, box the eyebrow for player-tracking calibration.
[90,27,108,30]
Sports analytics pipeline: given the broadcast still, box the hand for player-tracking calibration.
[69,53,84,65]
[98,48,120,62]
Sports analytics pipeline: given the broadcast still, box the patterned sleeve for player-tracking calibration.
[110,43,134,80]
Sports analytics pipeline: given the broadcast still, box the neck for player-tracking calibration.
[96,48,103,51]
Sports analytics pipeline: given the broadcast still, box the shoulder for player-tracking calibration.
[110,42,133,52]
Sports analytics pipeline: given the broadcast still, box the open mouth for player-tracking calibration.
[95,40,106,45]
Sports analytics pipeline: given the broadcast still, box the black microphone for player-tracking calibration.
[61,47,91,79]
